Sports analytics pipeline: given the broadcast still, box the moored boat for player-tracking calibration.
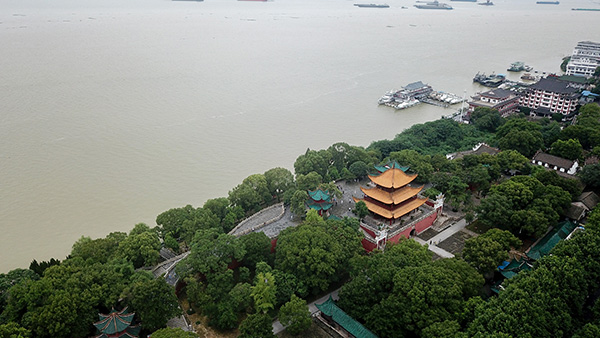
[478,0,494,5]
[536,1,559,4]
[507,61,525,72]
[414,1,453,9]
[354,3,391,7]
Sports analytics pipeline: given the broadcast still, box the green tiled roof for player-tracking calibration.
[308,189,331,202]
[307,200,334,211]
[316,296,378,338]
[527,221,576,260]
[374,160,409,174]
[499,258,533,279]
[94,307,139,337]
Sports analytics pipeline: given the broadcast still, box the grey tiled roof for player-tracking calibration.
[532,151,575,169]
[530,77,579,94]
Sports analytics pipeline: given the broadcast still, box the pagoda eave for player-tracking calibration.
[355,197,428,219]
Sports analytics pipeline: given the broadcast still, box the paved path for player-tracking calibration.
[254,205,300,238]
[230,203,284,236]
[272,288,341,334]
[413,218,468,258]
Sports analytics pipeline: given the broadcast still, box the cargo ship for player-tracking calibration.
[354,4,390,7]
[507,61,525,72]
[473,72,506,87]
[478,0,494,5]
[414,1,453,9]
[536,1,559,4]
[451,0,476,2]
[571,7,600,10]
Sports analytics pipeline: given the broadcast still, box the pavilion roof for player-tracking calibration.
[355,196,427,219]
[526,221,576,260]
[95,327,141,338]
[94,308,136,336]
[498,258,533,279]
[374,160,409,174]
[368,168,417,189]
[307,199,334,211]
[360,185,423,205]
[316,296,378,338]
[308,189,331,202]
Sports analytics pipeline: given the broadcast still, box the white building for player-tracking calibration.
[519,77,580,121]
[468,89,520,117]
[566,41,600,77]
[532,151,579,176]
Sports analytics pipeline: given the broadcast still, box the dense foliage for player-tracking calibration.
[3,102,600,337]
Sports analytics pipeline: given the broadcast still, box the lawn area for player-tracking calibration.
[466,219,492,234]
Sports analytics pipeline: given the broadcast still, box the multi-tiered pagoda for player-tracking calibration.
[94,307,140,338]
[354,163,427,225]
[306,189,334,216]
[354,162,444,251]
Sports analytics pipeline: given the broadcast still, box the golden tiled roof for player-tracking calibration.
[354,196,428,219]
[360,185,424,205]
[368,168,417,189]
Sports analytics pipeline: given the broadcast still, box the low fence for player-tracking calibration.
[228,202,285,237]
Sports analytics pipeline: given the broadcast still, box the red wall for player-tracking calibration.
[360,224,376,238]
[361,238,377,252]
[361,211,438,252]
[270,238,278,252]
[388,227,412,244]
[415,212,437,234]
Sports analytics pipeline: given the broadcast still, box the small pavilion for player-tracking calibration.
[94,307,140,338]
[306,189,334,216]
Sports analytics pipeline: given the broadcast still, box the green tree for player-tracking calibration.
[264,167,295,202]
[421,320,466,338]
[118,228,161,269]
[349,160,370,179]
[70,232,125,264]
[150,327,198,338]
[290,190,308,217]
[470,107,505,132]
[229,282,253,313]
[251,272,276,314]
[239,232,272,269]
[338,239,433,322]
[366,264,465,337]
[275,219,361,295]
[229,174,272,213]
[238,313,275,338]
[550,139,583,160]
[126,278,181,332]
[278,294,311,336]
[155,205,199,240]
[176,229,245,277]
[295,172,323,191]
[0,322,31,338]
[496,150,528,172]
[578,164,600,189]
[573,324,600,338]
[353,200,369,220]
[462,229,522,274]
[496,119,543,157]
[272,269,307,307]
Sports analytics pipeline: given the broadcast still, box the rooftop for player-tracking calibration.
[480,88,515,99]
[368,168,418,189]
[526,221,577,260]
[316,296,378,338]
[530,77,580,94]
[532,151,576,169]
